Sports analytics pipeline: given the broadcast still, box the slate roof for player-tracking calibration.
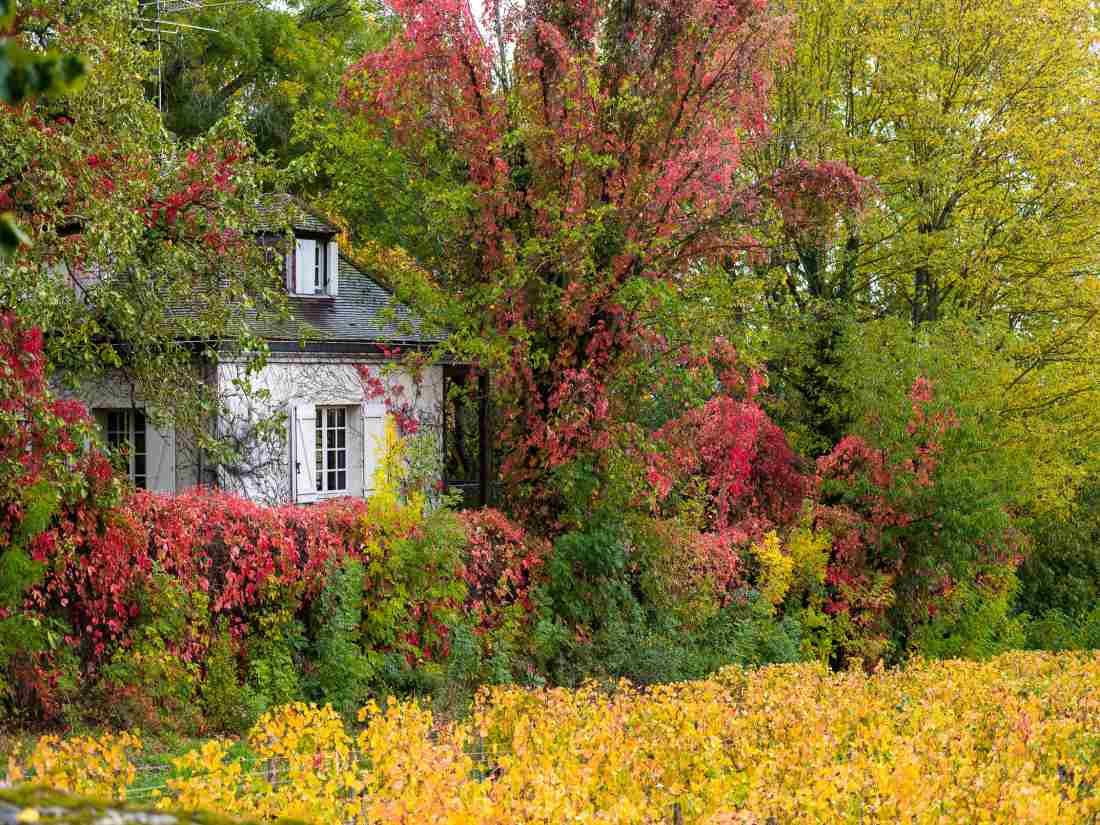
[256,192,339,235]
[249,195,444,350]
[252,252,441,347]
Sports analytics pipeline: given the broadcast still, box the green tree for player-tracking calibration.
[741,0,1100,507]
[0,0,84,254]
[1,0,287,456]
[152,0,377,163]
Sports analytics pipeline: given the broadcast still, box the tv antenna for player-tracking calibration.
[135,0,261,111]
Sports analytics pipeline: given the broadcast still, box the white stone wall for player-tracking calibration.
[216,355,444,505]
[55,355,444,505]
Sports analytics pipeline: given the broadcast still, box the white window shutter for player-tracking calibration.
[294,238,314,295]
[147,423,176,493]
[290,402,319,503]
[327,241,339,296]
[361,404,386,496]
[284,250,293,292]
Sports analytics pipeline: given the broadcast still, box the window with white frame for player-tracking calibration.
[315,406,348,493]
[293,236,339,297]
[102,409,148,489]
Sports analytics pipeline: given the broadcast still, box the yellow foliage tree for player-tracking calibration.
[747,0,1100,504]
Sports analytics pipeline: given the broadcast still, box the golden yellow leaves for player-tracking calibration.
[7,652,1100,824]
[6,731,142,800]
[162,703,358,823]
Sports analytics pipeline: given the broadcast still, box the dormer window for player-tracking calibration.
[292,236,339,297]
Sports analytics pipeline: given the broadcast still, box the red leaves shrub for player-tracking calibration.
[1,313,122,717]
[459,508,549,631]
[812,377,1021,663]
[645,346,808,543]
[689,529,746,602]
[631,516,745,629]
[44,489,372,651]
[813,385,954,637]
[650,395,807,536]
[134,489,369,613]
[30,506,147,656]
[0,314,117,544]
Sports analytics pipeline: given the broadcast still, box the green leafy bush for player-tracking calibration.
[201,621,256,733]
[310,557,372,715]
[244,609,306,717]
[1022,607,1100,652]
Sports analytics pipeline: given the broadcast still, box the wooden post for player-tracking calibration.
[672,802,683,825]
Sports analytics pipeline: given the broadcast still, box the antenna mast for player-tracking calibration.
[135,0,259,111]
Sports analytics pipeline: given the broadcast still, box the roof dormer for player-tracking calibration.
[256,194,342,299]
[289,233,339,298]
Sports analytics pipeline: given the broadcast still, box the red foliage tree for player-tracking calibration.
[342,0,865,516]
[645,341,808,540]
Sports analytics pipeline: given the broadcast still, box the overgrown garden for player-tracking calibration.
[3,0,1100,801]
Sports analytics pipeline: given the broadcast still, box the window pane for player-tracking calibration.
[315,412,323,490]
[314,406,350,494]
[106,411,126,449]
[133,410,147,488]
[315,242,326,293]
[133,410,146,453]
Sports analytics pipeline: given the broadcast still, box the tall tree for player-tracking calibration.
[342,0,861,516]
[743,0,1100,503]
[152,0,377,163]
[1,0,286,455]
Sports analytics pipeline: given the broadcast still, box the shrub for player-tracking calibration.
[90,569,208,733]
[0,314,119,718]
[648,392,808,536]
[459,508,548,631]
[1016,479,1100,627]
[309,556,372,715]
[814,378,1023,666]
[243,608,306,716]
[132,489,369,623]
[1023,606,1100,652]
[628,516,740,630]
[201,621,255,733]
